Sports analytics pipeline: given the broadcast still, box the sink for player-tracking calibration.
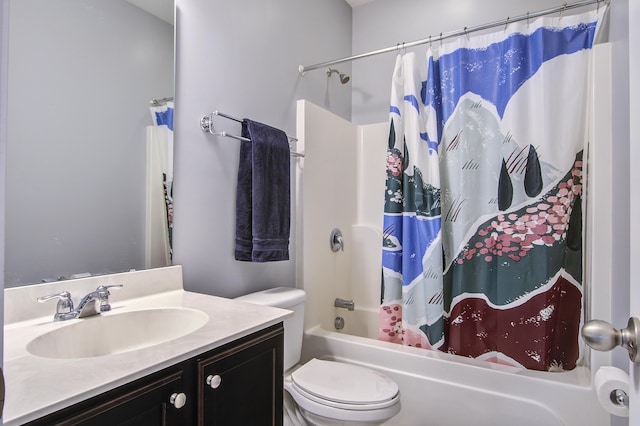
[26,308,209,359]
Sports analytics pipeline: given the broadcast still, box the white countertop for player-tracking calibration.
[3,266,291,425]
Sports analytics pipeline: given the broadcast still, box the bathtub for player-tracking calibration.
[300,307,609,426]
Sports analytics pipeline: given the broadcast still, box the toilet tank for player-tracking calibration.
[235,287,306,371]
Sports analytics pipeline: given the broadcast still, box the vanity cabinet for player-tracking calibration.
[25,367,190,426]
[25,324,283,426]
[198,325,284,425]
[38,369,187,426]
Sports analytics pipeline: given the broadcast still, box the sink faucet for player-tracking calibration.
[75,291,101,318]
[79,285,123,313]
[37,284,124,321]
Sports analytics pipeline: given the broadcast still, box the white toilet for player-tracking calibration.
[235,287,401,426]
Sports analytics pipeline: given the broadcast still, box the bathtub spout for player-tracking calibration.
[335,298,355,311]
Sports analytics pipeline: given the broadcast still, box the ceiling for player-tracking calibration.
[126,0,374,27]
[126,0,174,25]
[346,0,375,7]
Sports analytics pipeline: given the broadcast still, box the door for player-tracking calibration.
[0,0,7,424]
[628,0,640,424]
[592,1,640,424]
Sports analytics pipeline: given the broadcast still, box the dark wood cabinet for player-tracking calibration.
[54,370,186,426]
[198,325,283,425]
[26,324,283,426]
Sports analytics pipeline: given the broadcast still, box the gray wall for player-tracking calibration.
[5,0,174,285]
[173,0,352,297]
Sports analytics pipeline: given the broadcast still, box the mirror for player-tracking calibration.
[5,0,174,286]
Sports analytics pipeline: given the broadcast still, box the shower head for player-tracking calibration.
[326,68,350,84]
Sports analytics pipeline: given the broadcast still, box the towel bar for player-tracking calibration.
[200,112,304,158]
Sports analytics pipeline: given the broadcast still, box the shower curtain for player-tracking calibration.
[379,8,606,371]
[146,101,174,267]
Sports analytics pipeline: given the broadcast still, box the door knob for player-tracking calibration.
[582,317,640,363]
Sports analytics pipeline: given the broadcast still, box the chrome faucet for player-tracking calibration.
[37,284,123,321]
[334,297,355,311]
[75,292,101,318]
[36,291,76,321]
[87,285,123,312]
[330,228,344,252]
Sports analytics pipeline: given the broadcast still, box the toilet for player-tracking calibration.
[235,287,401,426]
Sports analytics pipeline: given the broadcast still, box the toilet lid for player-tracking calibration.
[291,359,399,406]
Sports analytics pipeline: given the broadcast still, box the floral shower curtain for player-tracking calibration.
[379,8,606,371]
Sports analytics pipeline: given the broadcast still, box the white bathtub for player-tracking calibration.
[300,307,609,426]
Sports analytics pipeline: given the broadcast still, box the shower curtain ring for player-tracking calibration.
[504,17,510,32]
[526,12,530,27]
[464,27,470,40]
[559,2,567,20]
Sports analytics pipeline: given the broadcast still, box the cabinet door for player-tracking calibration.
[28,370,188,426]
[198,325,283,426]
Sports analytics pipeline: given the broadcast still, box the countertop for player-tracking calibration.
[3,266,291,425]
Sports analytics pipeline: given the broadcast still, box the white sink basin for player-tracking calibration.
[26,308,209,359]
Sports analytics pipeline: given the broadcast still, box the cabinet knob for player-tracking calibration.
[206,374,222,389]
[169,392,187,409]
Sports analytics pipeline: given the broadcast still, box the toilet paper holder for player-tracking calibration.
[582,317,640,363]
[594,366,631,417]
[610,389,629,408]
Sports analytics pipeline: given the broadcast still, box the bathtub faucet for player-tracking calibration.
[334,297,355,311]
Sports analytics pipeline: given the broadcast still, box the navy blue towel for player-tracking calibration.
[235,119,290,262]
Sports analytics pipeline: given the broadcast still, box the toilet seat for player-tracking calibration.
[285,359,401,424]
[291,358,399,408]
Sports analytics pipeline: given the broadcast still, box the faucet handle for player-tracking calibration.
[96,284,123,292]
[330,228,344,252]
[95,284,123,311]
[37,291,75,321]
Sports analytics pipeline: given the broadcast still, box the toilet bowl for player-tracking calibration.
[235,287,401,425]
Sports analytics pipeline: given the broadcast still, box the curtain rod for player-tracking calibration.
[298,0,606,74]
[150,97,174,107]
